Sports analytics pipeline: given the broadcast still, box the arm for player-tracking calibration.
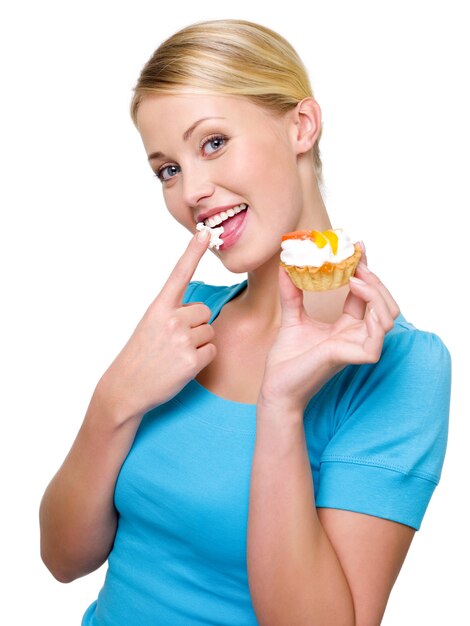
[317,509,414,625]
[39,389,142,582]
[248,405,414,626]
[39,231,216,582]
[248,408,355,625]
[247,263,412,625]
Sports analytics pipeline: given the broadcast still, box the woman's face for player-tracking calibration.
[136,93,307,273]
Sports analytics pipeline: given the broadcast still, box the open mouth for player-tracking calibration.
[199,204,249,249]
[199,203,248,230]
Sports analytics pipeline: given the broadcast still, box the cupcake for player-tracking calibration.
[280,229,362,291]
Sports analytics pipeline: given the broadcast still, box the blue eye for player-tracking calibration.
[154,134,227,182]
[201,134,227,155]
[156,164,180,182]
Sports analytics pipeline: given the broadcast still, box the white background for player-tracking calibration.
[1,1,468,623]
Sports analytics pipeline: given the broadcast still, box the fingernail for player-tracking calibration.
[197,228,210,242]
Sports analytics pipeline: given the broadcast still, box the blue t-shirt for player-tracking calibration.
[82,279,451,625]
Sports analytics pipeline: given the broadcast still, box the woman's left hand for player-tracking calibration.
[258,260,400,415]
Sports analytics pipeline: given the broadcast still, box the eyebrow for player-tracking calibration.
[147,117,226,161]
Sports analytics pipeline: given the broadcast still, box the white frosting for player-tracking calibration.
[196,222,224,250]
[280,229,355,266]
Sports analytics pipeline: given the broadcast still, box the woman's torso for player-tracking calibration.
[82,280,450,625]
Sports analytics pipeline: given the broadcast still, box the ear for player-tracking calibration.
[290,97,322,156]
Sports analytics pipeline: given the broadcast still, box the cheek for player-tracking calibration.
[229,140,296,196]
[239,141,302,223]
[162,188,193,230]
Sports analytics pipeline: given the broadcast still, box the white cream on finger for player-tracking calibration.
[196,223,224,250]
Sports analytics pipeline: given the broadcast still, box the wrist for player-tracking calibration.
[254,402,306,460]
[257,381,307,415]
[90,376,145,429]
[256,395,304,425]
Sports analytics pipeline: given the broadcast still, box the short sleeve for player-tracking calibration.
[314,325,451,530]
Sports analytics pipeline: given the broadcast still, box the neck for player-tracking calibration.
[234,175,347,330]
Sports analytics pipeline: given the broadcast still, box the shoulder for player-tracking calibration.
[376,314,451,393]
[312,315,451,530]
[331,313,452,423]
[319,314,451,415]
[385,313,451,362]
[313,314,452,480]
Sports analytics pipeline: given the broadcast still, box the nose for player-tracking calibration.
[181,162,215,208]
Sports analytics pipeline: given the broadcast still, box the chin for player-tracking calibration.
[216,248,280,275]
[216,257,251,275]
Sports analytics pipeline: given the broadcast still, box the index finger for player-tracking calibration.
[158,230,211,306]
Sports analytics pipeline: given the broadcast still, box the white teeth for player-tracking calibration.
[204,203,247,227]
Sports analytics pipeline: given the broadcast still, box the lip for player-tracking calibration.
[219,207,248,250]
[195,203,247,225]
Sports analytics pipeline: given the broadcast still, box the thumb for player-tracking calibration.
[278,265,304,326]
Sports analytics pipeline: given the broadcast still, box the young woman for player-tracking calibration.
[40,19,451,625]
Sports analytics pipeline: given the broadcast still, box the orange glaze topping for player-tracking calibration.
[281,229,340,255]
[281,230,311,241]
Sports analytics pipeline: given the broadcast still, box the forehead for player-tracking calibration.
[136,92,274,138]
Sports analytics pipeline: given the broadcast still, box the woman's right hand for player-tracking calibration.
[97,229,216,424]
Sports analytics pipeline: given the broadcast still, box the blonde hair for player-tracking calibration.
[130,19,323,181]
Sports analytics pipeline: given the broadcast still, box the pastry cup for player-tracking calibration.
[280,243,362,291]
